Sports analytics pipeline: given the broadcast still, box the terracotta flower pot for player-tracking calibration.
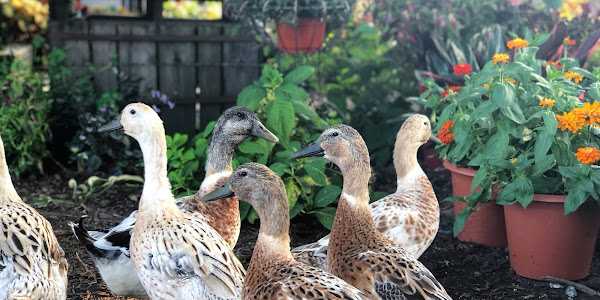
[504,195,600,280]
[276,18,326,54]
[443,159,508,248]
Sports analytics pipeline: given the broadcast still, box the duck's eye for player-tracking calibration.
[423,121,428,126]
[236,112,246,119]
[130,109,136,115]
[239,171,247,177]
[331,132,339,137]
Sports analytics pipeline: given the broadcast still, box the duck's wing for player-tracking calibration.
[358,247,451,300]
[1,202,67,277]
[143,216,245,298]
[70,211,137,258]
[266,262,369,300]
[291,235,329,269]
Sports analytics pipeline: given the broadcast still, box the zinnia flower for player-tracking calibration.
[504,78,516,84]
[453,63,472,76]
[575,147,600,164]
[493,53,510,64]
[440,86,461,102]
[564,38,576,46]
[507,38,529,49]
[438,120,455,144]
[573,102,600,126]
[556,111,585,133]
[539,98,556,108]
[565,71,584,83]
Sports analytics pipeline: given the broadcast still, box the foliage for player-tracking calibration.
[0,0,48,44]
[163,0,222,20]
[423,37,600,235]
[0,56,52,178]
[226,0,355,25]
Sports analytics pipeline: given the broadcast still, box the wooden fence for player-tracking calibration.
[48,13,262,136]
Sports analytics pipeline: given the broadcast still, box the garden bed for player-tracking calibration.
[13,165,600,300]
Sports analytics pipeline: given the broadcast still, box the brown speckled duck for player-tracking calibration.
[69,106,277,298]
[97,103,245,299]
[0,135,68,300]
[203,163,369,300]
[292,124,451,300]
[293,114,440,269]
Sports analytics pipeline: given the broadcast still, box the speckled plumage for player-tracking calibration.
[104,103,246,300]
[203,163,369,300]
[70,106,277,298]
[0,136,68,300]
[293,115,440,269]
[293,125,451,300]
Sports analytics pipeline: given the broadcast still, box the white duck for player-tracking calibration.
[0,135,69,300]
[69,106,277,298]
[292,114,441,269]
[95,103,245,299]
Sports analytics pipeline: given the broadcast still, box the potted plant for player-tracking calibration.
[0,0,48,66]
[422,35,600,280]
[225,0,354,54]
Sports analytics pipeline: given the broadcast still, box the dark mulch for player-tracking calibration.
[12,161,600,300]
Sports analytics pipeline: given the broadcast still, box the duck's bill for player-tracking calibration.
[251,121,279,143]
[98,117,124,133]
[429,134,442,145]
[203,181,235,202]
[291,139,324,159]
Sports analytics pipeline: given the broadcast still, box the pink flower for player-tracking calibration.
[506,0,522,6]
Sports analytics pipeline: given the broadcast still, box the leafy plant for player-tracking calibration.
[0,0,48,44]
[0,57,52,178]
[423,36,600,235]
[226,0,355,25]
[68,174,144,203]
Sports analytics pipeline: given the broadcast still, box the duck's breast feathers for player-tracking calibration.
[358,247,451,300]
[136,215,244,298]
[1,202,67,276]
[260,262,369,300]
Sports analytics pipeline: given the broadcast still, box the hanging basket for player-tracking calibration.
[225,0,352,55]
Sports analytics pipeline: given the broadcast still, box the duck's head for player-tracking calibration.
[399,114,440,145]
[213,106,279,144]
[98,103,163,142]
[291,124,369,171]
[202,162,287,215]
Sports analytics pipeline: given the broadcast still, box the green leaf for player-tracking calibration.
[531,154,556,177]
[172,133,188,149]
[564,188,587,214]
[291,99,318,118]
[266,100,295,146]
[284,178,301,211]
[201,121,216,138]
[492,82,515,107]
[534,131,552,162]
[304,163,328,186]
[269,162,289,176]
[453,207,472,236]
[471,166,487,192]
[284,66,315,84]
[470,101,499,121]
[315,207,337,230]
[237,86,266,111]
[542,110,557,136]
[559,165,589,179]
[238,140,267,155]
[500,103,526,124]
[370,191,388,202]
[314,185,342,208]
[515,178,534,208]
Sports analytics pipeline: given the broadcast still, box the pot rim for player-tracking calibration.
[442,159,477,177]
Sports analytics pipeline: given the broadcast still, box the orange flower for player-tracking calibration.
[572,102,600,126]
[565,71,583,83]
[504,77,516,84]
[564,37,576,46]
[575,147,600,164]
[453,63,472,76]
[441,86,461,101]
[438,120,455,144]
[556,111,585,133]
[539,98,556,107]
[507,38,529,49]
[493,53,510,64]
[483,83,490,88]
[545,60,562,70]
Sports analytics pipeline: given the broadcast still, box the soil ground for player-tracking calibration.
[12,162,600,300]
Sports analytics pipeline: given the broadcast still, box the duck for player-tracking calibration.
[0,135,69,300]
[292,124,451,299]
[202,162,369,300]
[69,106,277,298]
[95,103,245,299]
[292,114,441,269]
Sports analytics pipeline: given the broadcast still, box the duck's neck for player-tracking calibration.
[0,138,19,203]
[393,137,426,192]
[205,132,237,176]
[138,128,174,213]
[331,158,376,241]
[251,193,292,263]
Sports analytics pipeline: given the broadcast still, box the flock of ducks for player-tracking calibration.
[0,102,451,299]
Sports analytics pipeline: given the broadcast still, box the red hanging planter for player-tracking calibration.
[276,18,326,54]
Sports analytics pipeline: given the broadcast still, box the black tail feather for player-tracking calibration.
[70,216,110,259]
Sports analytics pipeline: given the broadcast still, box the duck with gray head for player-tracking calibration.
[292,124,452,300]
[203,162,369,300]
[69,106,277,298]
[0,135,69,300]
